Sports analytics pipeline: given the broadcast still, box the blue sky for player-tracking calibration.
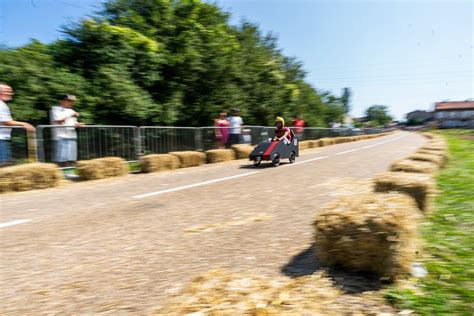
[0,0,472,120]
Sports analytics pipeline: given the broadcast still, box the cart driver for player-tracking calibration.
[273,116,291,144]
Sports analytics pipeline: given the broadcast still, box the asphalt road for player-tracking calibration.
[0,131,426,314]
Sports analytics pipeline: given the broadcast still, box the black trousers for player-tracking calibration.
[228,133,241,146]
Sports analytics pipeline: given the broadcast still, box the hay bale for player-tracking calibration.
[205,149,236,163]
[333,137,344,144]
[77,157,128,181]
[170,151,205,168]
[199,152,207,164]
[309,140,321,148]
[422,132,446,143]
[152,269,395,314]
[428,141,447,150]
[390,159,438,174]
[429,141,447,150]
[373,172,436,212]
[416,149,449,164]
[299,140,320,149]
[299,140,311,150]
[422,132,436,139]
[140,154,180,173]
[0,163,63,193]
[407,153,445,167]
[314,193,421,279]
[334,137,350,144]
[231,144,254,159]
[420,143,446,152]
[318,137,335,147]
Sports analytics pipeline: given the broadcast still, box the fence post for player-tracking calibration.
[36,127,46,162]
[26,131,38,162]
[195,127,203,152]
[133,127,142,160]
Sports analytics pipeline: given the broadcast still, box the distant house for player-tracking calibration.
[434,101,474,128]
[406,110,434,125]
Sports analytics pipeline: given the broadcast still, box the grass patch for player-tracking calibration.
[385,130,474,315]
[128,161,141,172]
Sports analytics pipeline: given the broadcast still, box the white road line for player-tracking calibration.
[335,148,360,155]
[0,219,31,228]
[133,134,405,199]
[133,172,258,199]
[360,135,405,149]
[285,155,329,167]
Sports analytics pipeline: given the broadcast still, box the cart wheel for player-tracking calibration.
[271,155,280,167]
[289,152,296,164]
[254,160,261,167]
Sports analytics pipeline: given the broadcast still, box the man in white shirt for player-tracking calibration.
[0,84,35,165]
[227,108,243,146]
[50,94,83,166]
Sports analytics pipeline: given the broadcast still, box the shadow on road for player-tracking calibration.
[238,162,291,169]
[281,244,384,294]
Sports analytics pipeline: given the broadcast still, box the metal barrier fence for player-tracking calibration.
[190,126,388,150]
[140,127,201,154]
[0,125,391,164]
[200,126,272,150]
[0,126,29,164]
[36,125,139,163]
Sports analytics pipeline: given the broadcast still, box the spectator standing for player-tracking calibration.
[50,94,83,167]
[214,112,229,149]
[291,115,305,139]
[0,84,35,166]
[227,108,243,146]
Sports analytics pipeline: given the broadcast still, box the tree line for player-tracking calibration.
[1,0,368,127]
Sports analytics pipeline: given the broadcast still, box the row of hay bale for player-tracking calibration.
[0,132,394,192]
[140,145,254,173]
[0,146,252,192]
[313,132,448,280]
[299,132,393,150]
[0,157,131,193]
[141,132,393,174]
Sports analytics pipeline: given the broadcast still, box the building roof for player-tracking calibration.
[435,101,474,111]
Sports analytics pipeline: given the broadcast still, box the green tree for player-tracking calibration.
[340,87,351,114]
[0,41,91,125]
[365,105,393,127]
[1,0,347,128]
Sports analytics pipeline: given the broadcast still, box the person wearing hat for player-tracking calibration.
[0,84,35,166]
[273,116,291,144]
[227,108,243,146]
[50,94,83,167]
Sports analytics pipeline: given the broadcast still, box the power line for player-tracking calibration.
[306,56,472,71]
[311,70,472,81]
[314,76,472,84]
[310,63,471,76]
[314,77,472,88]
[59,1,85,9]
[310,77,473,85]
